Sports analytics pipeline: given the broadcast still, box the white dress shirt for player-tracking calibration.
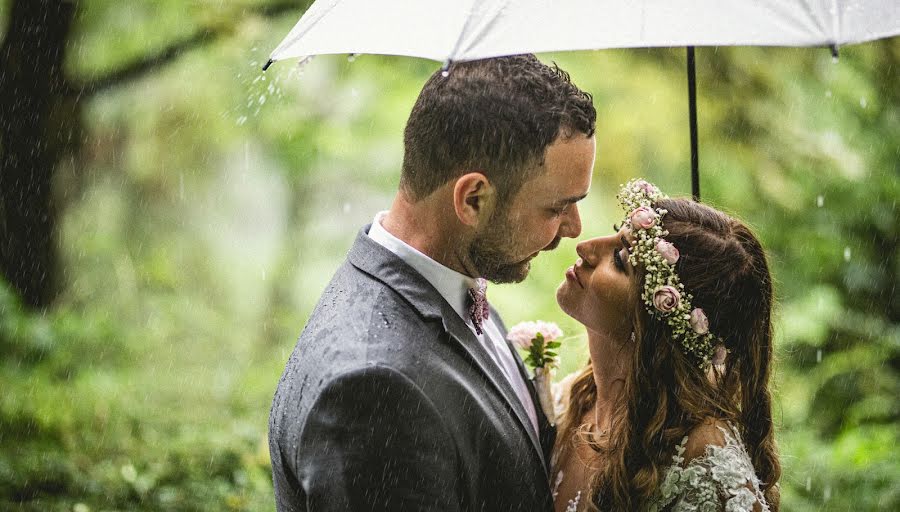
[368,211,539,435]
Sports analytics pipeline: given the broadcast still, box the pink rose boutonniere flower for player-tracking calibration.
[508,320,564,425]
[656,240,680,265]
[630,206,658,230]
[507,320,563,353]
[652,285,681,313]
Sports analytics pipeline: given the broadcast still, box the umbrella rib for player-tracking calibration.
[453,0,512,60]
[268,0,345,65]
[445,0,485,63]
[830,0,841,45]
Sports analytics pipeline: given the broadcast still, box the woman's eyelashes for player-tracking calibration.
[613,247,625,271]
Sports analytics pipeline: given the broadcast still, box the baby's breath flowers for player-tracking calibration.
[507,321,564,424]
[617,179,723,367]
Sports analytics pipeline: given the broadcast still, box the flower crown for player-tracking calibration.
[617,179,725,367]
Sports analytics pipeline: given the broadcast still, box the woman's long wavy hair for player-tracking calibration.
[554,198,781,510]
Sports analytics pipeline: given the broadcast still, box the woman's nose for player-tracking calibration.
[575,239,597,266]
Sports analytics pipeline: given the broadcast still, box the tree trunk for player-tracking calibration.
[0,0,76,309]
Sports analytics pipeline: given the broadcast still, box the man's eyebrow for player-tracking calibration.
[552,193,588,206]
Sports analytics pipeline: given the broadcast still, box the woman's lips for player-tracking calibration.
[566,262,583,288]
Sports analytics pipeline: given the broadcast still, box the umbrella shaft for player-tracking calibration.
[687,46,700,201]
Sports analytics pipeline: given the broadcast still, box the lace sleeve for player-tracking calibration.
[648,424,770,512]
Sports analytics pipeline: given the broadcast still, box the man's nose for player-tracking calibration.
[559,204,582,239]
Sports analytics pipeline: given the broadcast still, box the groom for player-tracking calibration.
[269,54,596,511]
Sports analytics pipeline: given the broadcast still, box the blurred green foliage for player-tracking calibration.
[1,1,897,510]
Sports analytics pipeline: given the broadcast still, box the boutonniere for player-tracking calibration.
[507,321,563,425]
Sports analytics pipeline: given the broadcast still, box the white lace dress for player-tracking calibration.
[646,424,770,512]
[552,377,769,512]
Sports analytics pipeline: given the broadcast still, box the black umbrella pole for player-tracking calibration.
[687,46,700,201]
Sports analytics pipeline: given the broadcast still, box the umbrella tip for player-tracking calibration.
[262,59,274,72]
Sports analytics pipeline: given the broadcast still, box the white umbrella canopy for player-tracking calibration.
[267,0,899,65]
[263,0,900,198]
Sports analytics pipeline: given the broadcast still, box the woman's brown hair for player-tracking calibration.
[555,198,781,510]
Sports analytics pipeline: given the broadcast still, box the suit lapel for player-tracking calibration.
[347,226,548,475]
[439,310,548,473]
[491,307,556,468]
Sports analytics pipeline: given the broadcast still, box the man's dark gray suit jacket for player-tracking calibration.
[269,225,556,511]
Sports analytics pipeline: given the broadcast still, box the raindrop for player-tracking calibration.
[441,70,450,77]
[843,247,852,262]
[343,203,351,213]
[816,349,822,363]
[236,115,248,126]
[805,476,811,491]
[859,97,867,109]
[825,90,832,98]
[297,55,315,73]
[831,54,839,64]
[816,195,824,207]
[347,53,358,62]
[258,94,267,105]
[824,483,832,501]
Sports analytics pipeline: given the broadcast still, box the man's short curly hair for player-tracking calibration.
[400,54,596,203]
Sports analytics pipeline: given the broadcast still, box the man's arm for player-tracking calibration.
[290,364,460,511]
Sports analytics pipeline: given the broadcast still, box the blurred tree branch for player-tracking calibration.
[76,0,303,97]
[0,0,305,309]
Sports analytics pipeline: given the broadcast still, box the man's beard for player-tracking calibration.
[468,209,561,284]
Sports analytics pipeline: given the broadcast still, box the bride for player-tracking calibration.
[551,180,781,511]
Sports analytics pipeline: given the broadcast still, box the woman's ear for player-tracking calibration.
[453,172,495,227]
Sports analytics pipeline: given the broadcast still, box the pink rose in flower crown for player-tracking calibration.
[655,240,680,265]
[689,308,709,334]
[630,206,658,230]
[652,285,681,313]
[635,180,660,197]
[711,345,727,365]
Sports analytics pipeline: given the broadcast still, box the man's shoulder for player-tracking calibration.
[305,263,432,334]
[292,262,444,366]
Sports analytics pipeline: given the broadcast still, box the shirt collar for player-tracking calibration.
[368,211,478,321]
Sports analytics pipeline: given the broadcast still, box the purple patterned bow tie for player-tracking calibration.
[467,278,490,335]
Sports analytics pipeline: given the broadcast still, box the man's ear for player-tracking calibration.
[452,172,495,227]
